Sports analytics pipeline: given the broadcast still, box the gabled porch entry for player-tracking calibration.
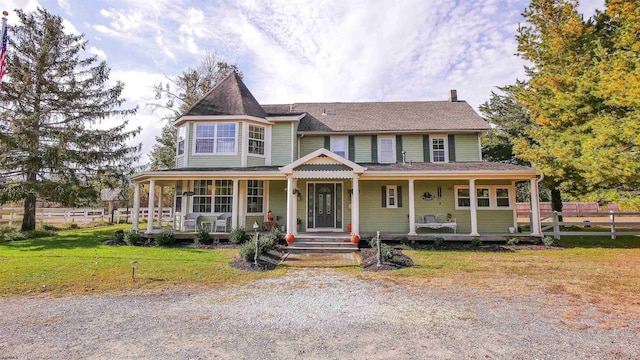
[306,182,343,231]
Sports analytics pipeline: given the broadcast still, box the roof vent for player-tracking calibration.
[449,89,458,102]
[289,104,293,112]
[322,108,327,116]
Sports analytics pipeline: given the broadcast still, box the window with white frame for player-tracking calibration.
[386,185,398,208]
[378,137,395,163]
[192,180,213,213]
[175,181,183,213]
[246,180,264,214]
[177,126,186,156]
[331,136,347,158]
[495,188,511,207]
[455,185,512,209]
[194,123,236,154]
[248,125,265,155]
[476,188,491,207]
[431,136,447,162]
[214,180,233,212]
[456,188,471,207]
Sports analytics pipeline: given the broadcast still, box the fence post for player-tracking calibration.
[84,209,88,224]
[376,231,382,267]
[9,210,14,226]
[610,211,616,240]
[552,211,560,240]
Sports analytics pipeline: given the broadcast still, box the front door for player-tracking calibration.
[315,184,334,228]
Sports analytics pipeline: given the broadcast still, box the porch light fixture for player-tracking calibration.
[182,190,195,196]
[348,189,353,199]
[293,188,302,201]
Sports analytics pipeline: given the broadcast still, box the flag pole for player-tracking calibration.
[0,10,8,90]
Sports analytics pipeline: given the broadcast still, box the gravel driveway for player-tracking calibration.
[1,269,638,359]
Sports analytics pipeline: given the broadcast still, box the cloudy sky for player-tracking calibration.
[4,0,604,163]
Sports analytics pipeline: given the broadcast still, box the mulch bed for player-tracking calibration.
[359,248,415,271]
[229,246,287,272]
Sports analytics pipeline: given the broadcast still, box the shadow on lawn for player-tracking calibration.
[0,229,115,251]
[557,235,640,249]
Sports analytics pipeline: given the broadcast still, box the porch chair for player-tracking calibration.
[182,212,200,231]
[215,213,231,232]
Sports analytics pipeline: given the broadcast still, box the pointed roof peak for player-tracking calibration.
[181,70,267,118]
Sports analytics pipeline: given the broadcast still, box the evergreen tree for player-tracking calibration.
[513,0,639,209]
[149,52,241,170]
[0,8,140,231]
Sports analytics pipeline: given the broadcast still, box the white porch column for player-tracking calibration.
[131,182,140,231]
[158,186,164,224]
[147,179,155,233]
[286,176,294,234]
[469,179,479,236]
[232,179,239,229]
[292,179,298,235]
[408,179,416,235]
[351,175,360,235]
[530,177,542,236]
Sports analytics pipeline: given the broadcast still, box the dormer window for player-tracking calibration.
[331,136,347,158]
[430,136,448,162]
[378,136,396,163]
[248,124,265,156]
[194,123,237,155]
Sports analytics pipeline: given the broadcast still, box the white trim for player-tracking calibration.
[176,125,186,157]
[454,184,514,210]
[241,122,248,167]
[175,114,270,126]
[264,180,270,221]
[351,176,359,235]
[238,180,246,227]
[266,114,305,122]
[408,179,416,235]
[291,123,296,162]
[279,148,366,174]
[192,122,238,156]
[232,179,239,229]
[430,135,449,163]
[378,136,396,164]
[478,133,483,160]
[469,179,479,236]
[147,179,156,233]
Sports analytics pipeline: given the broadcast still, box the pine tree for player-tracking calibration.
[513,0,639,209]
[0,8,140,231]
[149,52,241,170]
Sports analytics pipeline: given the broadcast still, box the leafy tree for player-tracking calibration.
[513,0,639,209]
[0,8,140,231]
[149,52,241,170]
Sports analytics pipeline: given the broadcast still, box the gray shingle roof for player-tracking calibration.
[182,72,268,118]
[262,101,490,132]
[364,162,534,172]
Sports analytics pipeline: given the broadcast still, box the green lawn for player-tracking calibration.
[0,225,285,296]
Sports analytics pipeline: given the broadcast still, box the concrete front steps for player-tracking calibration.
[287,233,359,254]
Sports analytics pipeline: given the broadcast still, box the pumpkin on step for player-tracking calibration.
[285,233,295,243]
[350,234,360,244]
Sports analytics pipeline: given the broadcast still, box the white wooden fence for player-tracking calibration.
[517,209,640,239]
[0,207,173,226]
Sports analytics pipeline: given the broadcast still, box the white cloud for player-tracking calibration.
[61,18,79,35]
[89,46,107,60]
[58,0,71,14]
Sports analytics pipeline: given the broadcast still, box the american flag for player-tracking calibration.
[0,15,8,90]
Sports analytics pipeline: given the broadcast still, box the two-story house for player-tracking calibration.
[131,72,543,238]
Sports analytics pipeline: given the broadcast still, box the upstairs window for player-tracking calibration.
[331,136,347,158]
[194,123,236,154]
[431,136,447,162]
[177,126,186,156]
[248,125,265,155]
[378,137,395,163]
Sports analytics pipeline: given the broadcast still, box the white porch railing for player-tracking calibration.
[518,210,640,239]
[0,207,174,226]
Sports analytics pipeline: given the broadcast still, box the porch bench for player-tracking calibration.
[416,214,457,233]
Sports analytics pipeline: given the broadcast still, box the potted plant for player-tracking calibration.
[267,210,274,221]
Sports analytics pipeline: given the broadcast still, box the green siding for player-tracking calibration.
[247,156,265,167]
[413,180,470,233]
[176,156,184,168]
[354,136,372,163]
[244,216,264,229]
[402,135,424,163]
[292,123,298,163]
[477,211,514,233]
[267,180,287,226]
[271,122,293,165]
[359,180,409,233]
[454,134,481,161]
[299,136,324,158]
[186,122,243,167]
